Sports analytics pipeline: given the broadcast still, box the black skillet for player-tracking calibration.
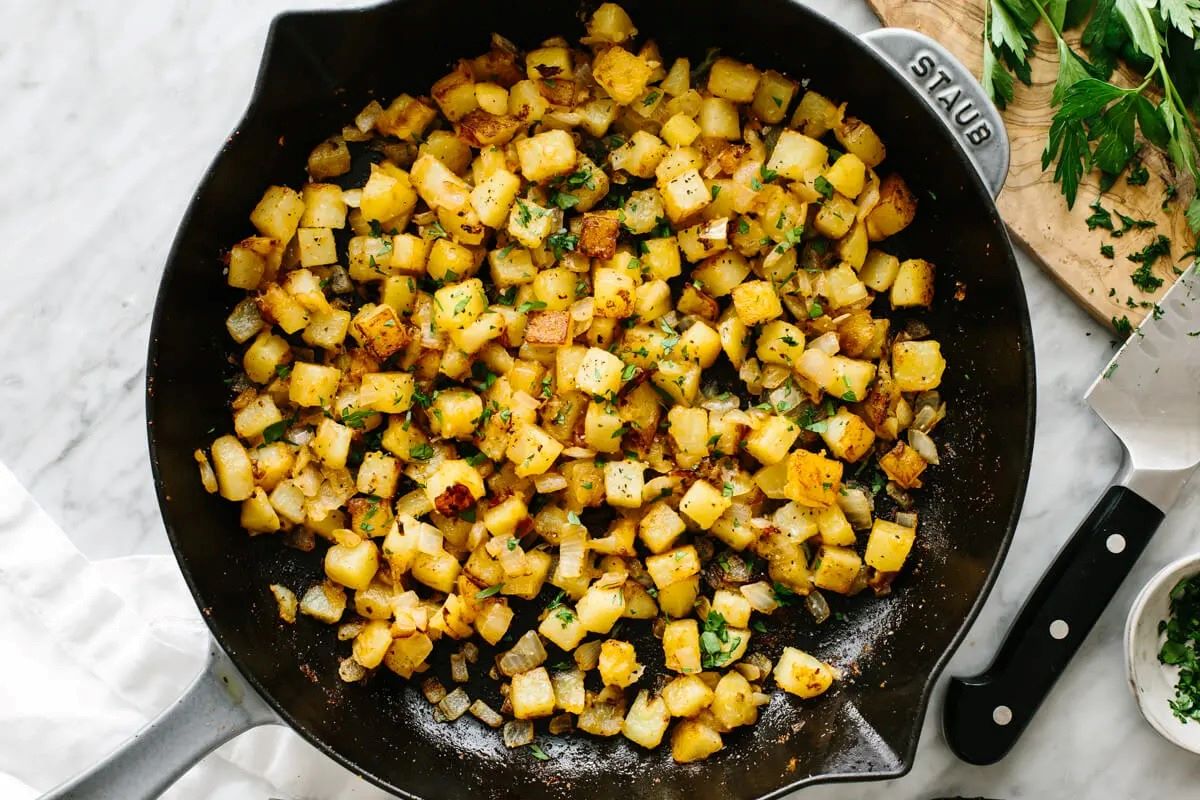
[44,1,1034,798]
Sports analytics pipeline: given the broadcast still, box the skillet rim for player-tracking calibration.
[144,1,1037,795]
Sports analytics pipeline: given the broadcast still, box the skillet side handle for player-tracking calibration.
[41,641,280,800]
[861,28,1010,199]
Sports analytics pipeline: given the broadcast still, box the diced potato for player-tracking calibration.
[508,199,558,248]
[812,545,862,594]
[660,168,711,223]
[662,674,715,717]
[730,280,783,326]
[356,451,401,498]
[711,589,752,629]
[892,340,946,392]
[707,57,760,102]
[697,96,740,140]
[506,424,564,477]
[752,69,798,124]
[587,3,637,43]
[232,394,283,440]
[383,632,434,678]
[604,460,645,508]
[711,671,760,729]
[610,130,669,178]
[540,604,588,650]
[360,163,418,224]
[351,303,410,359]
[879,441,928,489]
[577,579,626,633]
[865,173,917,240]
[866,518,917,572]
[814,192,857,240]
[755,320,805,367]
[657,574,700,618]
[311,417,352,468]
[679,480,731,529]
[516,129,578,183]
[502,549,553,599]
[411,549,463,594]
[773,647,836,698]
[352,619,393,669]
[470,169,522,228]
[431,61,478,122]
[836,116,886,168]
[823,262,869,309]
[425,458,486,514]
[593,267,637,318]
[308,137,351,180]
[663,618,701,674]
[891,258,936,308]
[584,401,624,453]
[645,545,701,590]
[661,113,702,147]
[358,372,415,414]
[717,314,750,368]
[299,582,347,624]
[819,407,876,463]
[671,719,723,763]
[592,46,654,105]
[411,153,471,212]
[599,639,641,687]
[641,237,682,280]
[250,185,305,242]
[511,667,556,719]
[766,131,827,181]
[859,249,901,291]
[791,90,840,137]
[745,415,800,466]
[622,690,671,749]
[784,450,843,508]
[824,153,867,199]
[429,388,482,440]
[240,487,280,533]
[325,535,380,591]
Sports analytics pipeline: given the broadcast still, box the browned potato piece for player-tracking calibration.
[865,174,917,240]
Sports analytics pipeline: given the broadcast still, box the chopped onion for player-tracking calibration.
[886,481,914,510]
[450,652,469,684]
[767,381,805,416]
[498,630,547,677]
[415,523,443,556]
[700,392,741,413]
[562,446,596,459]
[557,526,587,579]
[341,188,363,207]
[548,713,575,734]
[805,590,831,624]
[534,472,568,493]
[809,331,841,355]
[744,651,774,678]
[337,619,366,641]
[734,662,763,682]
[836,486,874,530]
[895,511,919,530]
[741,581,780,613]
[739,357,763,394]
[503,720,535,748]
[577,702,624,736]
[194,450,218,494]
[436,687,470,722]
[760,364,791,389]
[338,657,367,683]
[225,298,264,344]
[469,700,504,728]
[574,640,602,671]
[461,642,480,664]
[908,428,940,465]
[421,677,448,704]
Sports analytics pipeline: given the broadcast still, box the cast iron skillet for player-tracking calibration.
[46,1,1034,798]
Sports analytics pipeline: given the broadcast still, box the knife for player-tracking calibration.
[943,262,1200,765]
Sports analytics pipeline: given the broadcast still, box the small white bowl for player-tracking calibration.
[1126,553,1200,754]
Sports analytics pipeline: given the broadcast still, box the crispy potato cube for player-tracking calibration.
[865,173,917,240]
[358,372,415,414]
[523,310,573,346]
[431,61,478,122]
[817,504,856,546]
[584,401,624,453]
[507,199,558,248]
[756,320,805,367]
[411,549,462,594]
[866,519,917,572]
[678,218,729,262]
[791,90,841,137]
[671,719,724,763]
[604,460,645,508]
[774,647,836,698]
[593,267,637,318]
[240,487,279,533]
[411,153,471,212]
[355,451,401,498]
[636,501,686,554]
[508,79,549,122]
[820,408,876,463]
[622,690,670,749]
[610,130,669,178]
[300,183,347,229]
[540,604,588,650]
[289,362,342,407]
[859,249,901,291]
[812,545,862,594]
[707,57,760,102]
[879,441,928,489]
[227,238,277,291]
[308,137,351,180]
[660,169,711,224]
[483,494,528,538]
[232,394,283,440]
[426,238,479,283]
[376,94,438,140]
[752,69,798,124]
[470,169,522,228]
[579,213,621,259]
[346,234,396,282]
[814,192,857,239]
[823,262,869,309]
[651,359,700,406]
[663,619,701,674]
[785,450,843,508]
[429,389,482,440]
[516,130,578,183]
[718,314,750,368]
[599,639,641,688]
[312,417,353,468]
[731,280,783,325]
[299,581,347,624]
[433,278,487,331]
[506,424,564,477]
[891,258,936,308]
[383,632,434,679]
[892,340,946,392]
[634,279,673,321]
[646,545,701,590]
[489,245,537,286]
[767,131,828,181]
[351,303,410,359]
[592,46,654,105]
[697,96,740,140]
[641,237,682,280]
[824,153,867,199]
[576,347,626,396]
[654,575,698,618]
[838,220,869,269]
[587,3,637,43]
[661,113,702,147]
[301,309,351,350]
[662,674,715,717]
[711,671,759,729]
[458,109,522,147]
[360,163,418,224]
[667,405,709,466]
[711,589,752,629]
[257,283,309,333]
[526,45,574,80]
[250,185,305,242]
[691,250,749,296]
[679,480,731,529]
[532,266,577,311]
[745,415,800,466]
[511,667,556,719]
[325,536,380,591]
[836,116,886,168]
[577,579,626,633]
[425,459,486,515]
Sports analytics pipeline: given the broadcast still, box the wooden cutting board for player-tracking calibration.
[867,0,1196,328]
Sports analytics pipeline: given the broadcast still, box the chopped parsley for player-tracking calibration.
[814,175,835,200]
[547,230,579,258]
[475,583,504,599]
[409,443,435,460]
[517,300,548,313]
[1159,575,1200,723]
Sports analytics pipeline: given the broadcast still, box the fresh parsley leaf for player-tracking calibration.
[409,443,435,460]
[261,420,289,444]
[814,175,835,200]
[517,300,548,313]
[476,583,504,599]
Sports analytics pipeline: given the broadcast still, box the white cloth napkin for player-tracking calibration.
[0,462,398,800]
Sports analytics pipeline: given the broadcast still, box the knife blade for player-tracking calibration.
[943,263,1200,766]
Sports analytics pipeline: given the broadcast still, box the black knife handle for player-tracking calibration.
[943,485,1164,765]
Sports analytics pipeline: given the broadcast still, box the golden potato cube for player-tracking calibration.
[526,45,573,80]
[358,372,415,414]
[431,61,478,122]
[311,417,353,468]
[507,199,558,248]
[516,130,578,183]
[475,81,509,115]
[355,451,400,498]
[577,580,626,633]
[745,415,800,466]
[383,632,434,679]
[592,46,654,105]
[824,153,867,199]
[679,480,732,529]
[587,2,637,42]
[584,401,624,454]
[470,169,522,229]
[489,245,537,287]
[814,192,857,240]
[751,69,798,124]
[662,674,715,717]
[240,487,280,533]
[707,57,760,102]
[678,218,730,262]
[623,690,670,749]
[791,90,840,137]
[785,450,843,508]
[325,536,380,591]
[766,131,828,181]
[667,405,710,465]
[663,619,702,674]
[232,394,283,440]
[410,153,471,212]
[523,310,574,347]
[429,389,482,440]
[301,309,351,350]
[299,581,347,624]
[575,347,626,396]
[227,238,276,290]
[381,415,428,461]
[257,283,309,334]
[697,96,740,140]
[641,237,682,280]
[300,183,347,229]
[506,424,564,477]
[426,238,479,284]
[651,360,700,406]
[691,250,749,296]
[289,362,342,407]
[661,113,702,147]
[822,263,869,311]
[433,278,487,332]
[307,138,351,180]
[892,340,946,392]
[866,519,917,572]
[660,168,711,224]
[502,549,553,599]
[539,603,588,650]
[657,574,700,618]
[250,185,305,242]
[838,221,869,269]
[646,545,701,590]
[817,504,855,546]
[346,234,395,282]
[508,79,549,122]
[411,549,462,594]
[511,667,556,719]
[671,720,724,762]
[349,303,409,359]
[532,267,577,312]
[360,163,418,224]
[773,647,836,699]
[577,213,620,260]
[820,407,875,463]
[879,441,928,489]
[865,173,917,240]
[891,258,936,308]
[482,494,528,538]
[711,671,759,729]
[425,459,485,514]
[718,314,750,368]
[604,459,645,508]
[859,249,901,291]
[637,501,686,554]
[836,116,886,168]
[593,267,637,318]
[812,545,862,594]
[731,280,783,326]
[599,640,641,688]
[711,589,752,629]
[609,130,669,178]
[634,279,673,321]
[755,320,806,367]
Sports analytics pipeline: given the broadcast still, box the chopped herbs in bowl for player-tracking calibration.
[1158,575,1200,724]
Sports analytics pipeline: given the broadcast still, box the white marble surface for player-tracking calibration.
[1,0,1198,797]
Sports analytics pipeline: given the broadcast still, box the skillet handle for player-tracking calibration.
[942,483,1164,765]
[40,640,280,800]
[861,28,1010,199]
